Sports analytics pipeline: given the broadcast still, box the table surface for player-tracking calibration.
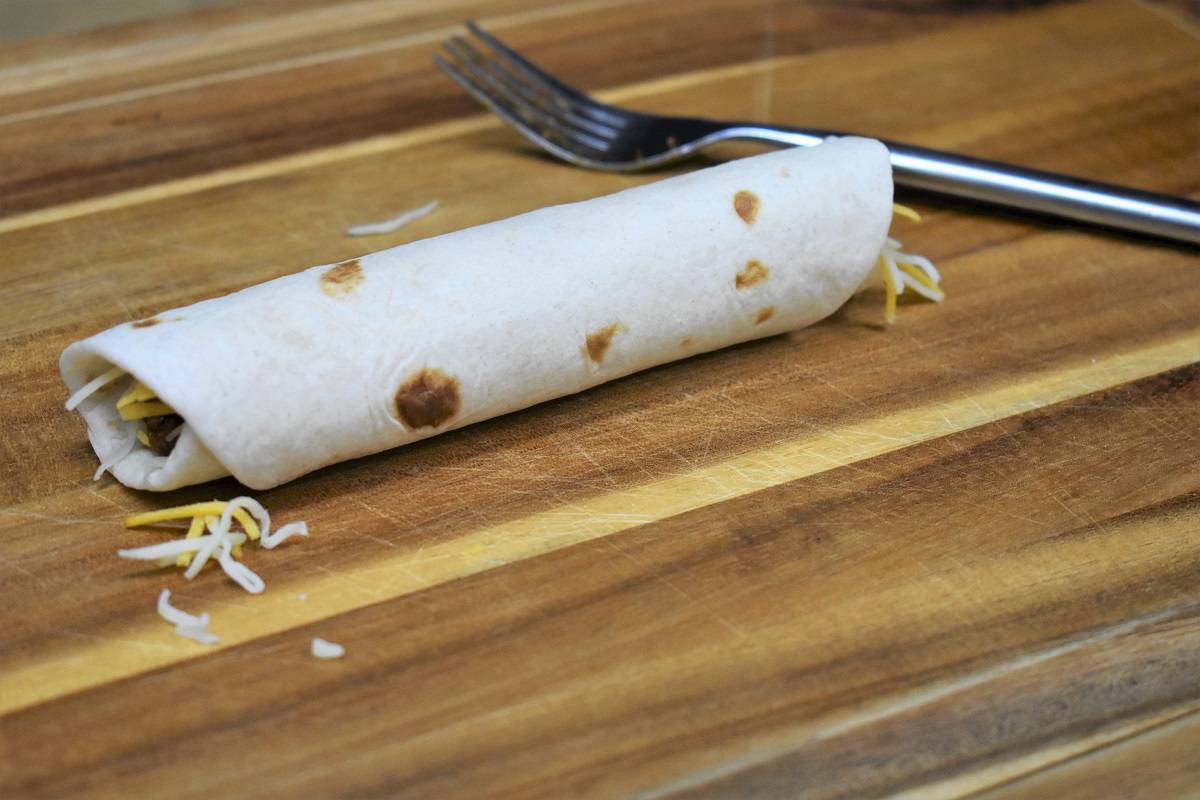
[2,1,1199,797]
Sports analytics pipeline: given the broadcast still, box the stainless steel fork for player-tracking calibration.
[435,23,1200,246]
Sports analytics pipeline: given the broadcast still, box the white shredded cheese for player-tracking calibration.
[217,549,265,595]
[120,532,247,561]
[346,200,437,236]
[65,365,126,410]
[156,589,218,645]
[311,638,345,659]
[262,520,308,550]
[881,236,943,303]
[184,497,255,580]
[157,589,208,628]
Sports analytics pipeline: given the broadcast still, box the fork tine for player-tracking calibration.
[434,53,607,166]
[465,21,629,128]
[449,36,620,142]
[442,39,614,154]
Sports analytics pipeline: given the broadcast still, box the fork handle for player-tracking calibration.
[728,127,1200,245]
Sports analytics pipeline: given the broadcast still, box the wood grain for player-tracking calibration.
[1,0,1199,797]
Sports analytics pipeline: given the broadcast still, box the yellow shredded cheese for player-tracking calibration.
[176,515,207,568]
[897,263,945,300]
[875,204,942,323]
[126,502,261,542]
[116,381,158,410]
[136,429,151,447]
[125,502,223,527]
[119,401,175,421]
[879,254,898,325]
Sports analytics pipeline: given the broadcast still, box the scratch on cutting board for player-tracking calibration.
[84,486,136,513]
[353,497,403,527]
[573,443,619,486]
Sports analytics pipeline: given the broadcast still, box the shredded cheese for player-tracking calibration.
[156,589,219,645]
[126,501,261,542]
[116,381,158,410]
[64,366,126,411]
[879,253,899,324]
[118,400,175,421]
[346,200,438,237]
[176,515,207,568]
[263,520,309,550]
[311,638,345,659]
[120,531,247,561]
[874,206,942,324]
[120,496,307,595]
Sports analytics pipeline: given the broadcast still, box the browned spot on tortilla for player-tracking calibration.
[679,337,694,348]
[754,305,775,325]
[780,167,790,178]
[320,258,363,297]
[394,368,460,430]
[131,317,160,328]
[733,190,760,225]
[585,323,622,364]
[735,260,769,290]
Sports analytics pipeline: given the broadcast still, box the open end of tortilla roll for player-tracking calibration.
[60,353,229,490]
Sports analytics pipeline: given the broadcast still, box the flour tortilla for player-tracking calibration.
[61,137,893,491]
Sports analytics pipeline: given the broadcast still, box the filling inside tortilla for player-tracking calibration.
[63,368,187,479]
[116,380,184,456]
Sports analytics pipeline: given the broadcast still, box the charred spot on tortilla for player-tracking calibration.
[394,368,460,430]
[132,317,160,328]
[733,190,760,225]
[735,260,769,290]
[754,305,775,325]
[320,258,364,297]
[585,323,622,364]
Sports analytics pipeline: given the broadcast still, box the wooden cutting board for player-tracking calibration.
[2,1,1198,797]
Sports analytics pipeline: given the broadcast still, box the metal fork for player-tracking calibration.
[435,23,1200,246]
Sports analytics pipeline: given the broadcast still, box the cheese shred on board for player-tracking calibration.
[157,589,218,645]
[119,497,308,595]
[878,203,942,325]
[311,638,346,659]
